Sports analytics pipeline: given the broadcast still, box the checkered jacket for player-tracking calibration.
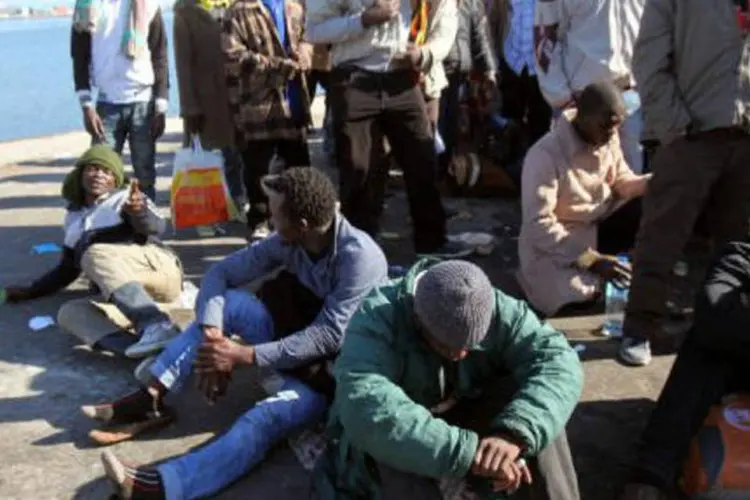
[221,0,311,142]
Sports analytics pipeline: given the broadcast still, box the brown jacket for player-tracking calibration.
[173,0,235,149]
[222,0,311,143]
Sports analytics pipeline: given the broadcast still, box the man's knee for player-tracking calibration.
[80,244,119,276]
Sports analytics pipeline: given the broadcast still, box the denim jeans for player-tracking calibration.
[149,290,329,500]
[95,101,157,200]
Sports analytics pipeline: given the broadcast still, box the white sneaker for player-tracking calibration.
[250,221,271,240]
[447,232,496,256]
[125,322,181,359]
[618,336,652,366]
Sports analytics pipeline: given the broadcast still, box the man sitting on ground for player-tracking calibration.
[88,167,388,500]
[315,260,583,499]
[4,145,183,360]
[622,240,750,499]
[517,81,651,317]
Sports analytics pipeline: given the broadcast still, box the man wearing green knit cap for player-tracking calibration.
[4,145,184,384]
[316,259,583,499]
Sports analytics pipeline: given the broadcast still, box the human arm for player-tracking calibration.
[610,139,651,199]
[195,236,285,330]
[222,5,300,95]
[71,27,92,107]
[148,9,169,115]
[333,289,480,478]
[487,293,583,455]
[417,0,459,72]
[304,0,368,45]
[520,146,590,266]
[632,0,691,145]
[6,247,81,302]
[469,0,498,76]
[533,0,574,108]
[173,8,201,120]
[122,181,167,236]
[253,247,388,370]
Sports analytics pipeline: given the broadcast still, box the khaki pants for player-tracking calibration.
[57,243,182,345]
[623,133,750,340]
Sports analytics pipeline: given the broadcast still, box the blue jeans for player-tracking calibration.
[95,101,157,200]
[618,108,644,174]
[149,290,329,500]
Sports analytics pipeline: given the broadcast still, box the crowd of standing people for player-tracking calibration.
[3,0,750,498]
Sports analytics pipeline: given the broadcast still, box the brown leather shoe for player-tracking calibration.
[620,483,669,500]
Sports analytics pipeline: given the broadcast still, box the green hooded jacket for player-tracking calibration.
[314,259,584,499]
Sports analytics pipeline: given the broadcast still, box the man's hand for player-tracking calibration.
[151,112,166,140]
[184,114,204,135]
[195,332,245,375]
[83,106,105,140]
[589,254,632,289]
[615,174,652,199]
[293,44,313,72]
[490,459,533,493]
[4,286,31,303]
[392,45,422,70]
[472,436,531,493]
[123,179,146,215]
[361,0,400,27]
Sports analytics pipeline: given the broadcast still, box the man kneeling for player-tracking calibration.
[4,145,182,358]
[87,167,388,499]
[315,260,584,499]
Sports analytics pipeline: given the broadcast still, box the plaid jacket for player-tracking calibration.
[222,0,311,142]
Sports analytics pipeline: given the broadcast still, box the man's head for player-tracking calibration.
[572,81,626,147]
[413,261,495,361]
[261,167,338,244]
[62,145,126,206]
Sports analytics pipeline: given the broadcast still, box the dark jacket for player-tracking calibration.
[443,0,498,75]
[71,9,169,102]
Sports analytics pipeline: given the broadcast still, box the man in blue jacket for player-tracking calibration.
[84,167,389,500]
[316,259,583,499]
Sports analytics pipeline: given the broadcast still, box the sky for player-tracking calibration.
[0,0,73,7]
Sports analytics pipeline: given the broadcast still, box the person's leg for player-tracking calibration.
[621,137,726,365]
[597,198,642,256]
[57,298,135,349]
[276,137,311,168]
[221,147,247,211]
[135,245,184,304]
[626,331,736,493]
[328,68,386,237]
[704,135,750,246]
[438,72,462,180]
[380,72,447,254]
[155,375,328,500]
[127,101,158,201]
[618,107,645,174]
[240,140,276,233]
[80,244,172,334]
[525,73,553,146]
[94,102,128,154]
[498,58,527,125]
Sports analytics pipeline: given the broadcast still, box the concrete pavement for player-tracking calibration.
[0,105,678,499]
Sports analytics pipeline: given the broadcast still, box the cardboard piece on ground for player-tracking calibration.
[31,242,62,254]
[28,315,55,331]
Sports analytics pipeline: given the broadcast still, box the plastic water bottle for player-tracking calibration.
[601,254,630,337]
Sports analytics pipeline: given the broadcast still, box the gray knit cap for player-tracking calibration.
[413,261,495,349]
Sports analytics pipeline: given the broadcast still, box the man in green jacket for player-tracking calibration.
[315,259,583,499]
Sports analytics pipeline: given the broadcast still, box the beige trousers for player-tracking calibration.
[57,243,183,345]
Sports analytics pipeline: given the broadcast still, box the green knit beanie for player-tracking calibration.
[62,145,126,206]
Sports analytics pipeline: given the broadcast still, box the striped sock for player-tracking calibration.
[121,465,165,500]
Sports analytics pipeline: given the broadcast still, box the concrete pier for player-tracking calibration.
[0,103,675,499]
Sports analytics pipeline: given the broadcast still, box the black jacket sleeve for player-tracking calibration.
[693,241,750,361]
[469,0,498,75]
[26,247,81,300]
[71,28,92,92]
[149,8,170,101]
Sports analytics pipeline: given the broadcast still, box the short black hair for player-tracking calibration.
[261,167,338,229]
[577,80,625,119]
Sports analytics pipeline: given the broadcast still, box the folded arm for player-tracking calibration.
[196,236,285,330]
[489,293,583,454]
[632,0,692,144]
[334,293,479,478]
[253,249,387,370]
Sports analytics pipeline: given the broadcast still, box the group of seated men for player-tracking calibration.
[4,80,745,500]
